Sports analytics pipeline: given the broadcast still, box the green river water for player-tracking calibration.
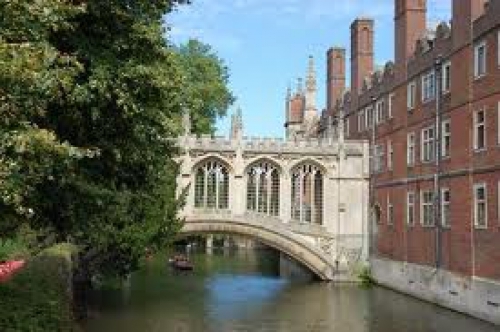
[82,248,498,332]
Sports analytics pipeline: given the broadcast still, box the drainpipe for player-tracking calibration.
[369,96,377,258]
[434,55,443,269]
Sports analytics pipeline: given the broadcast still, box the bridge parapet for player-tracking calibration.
[176,135,367,157]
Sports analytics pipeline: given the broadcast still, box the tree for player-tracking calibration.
[0,0,195,276]
[174,39,235,134]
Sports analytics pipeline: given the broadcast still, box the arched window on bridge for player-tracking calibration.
[291,163,323,224]
[246,161,280,216]
[194,159,229,210]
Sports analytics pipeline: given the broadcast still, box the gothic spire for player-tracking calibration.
[306,55,317,92]
[305,55,317,114]
[230,106,243,140]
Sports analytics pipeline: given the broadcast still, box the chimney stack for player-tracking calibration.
[452,0,487,48]
[350,18,374,98]
[327,47,346,112]
[394,0,427,78]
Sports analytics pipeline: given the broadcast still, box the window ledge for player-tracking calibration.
[474,148,487,154]
[474,74,487,81]
[474,225,488,230]
[421,224,436,228]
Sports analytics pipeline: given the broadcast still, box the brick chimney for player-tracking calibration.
[452,0,487,48]
[327,47,346,112]
[350,18,374,97]
[394,0,427,78]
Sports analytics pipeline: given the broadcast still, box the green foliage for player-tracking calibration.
[0,245,76,332]
[173,39,235,134]
[358,266,375,287]
[0,238,28,261]
[0,0,233,278]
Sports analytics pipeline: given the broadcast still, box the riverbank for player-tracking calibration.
[0,244,79,332]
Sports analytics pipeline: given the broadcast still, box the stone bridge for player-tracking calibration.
[175,113,370,281]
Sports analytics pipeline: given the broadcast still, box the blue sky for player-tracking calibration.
[165,0,451,137]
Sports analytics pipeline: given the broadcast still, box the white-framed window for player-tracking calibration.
[407,81,417,110]
[474,41,487,78]
[373,145,384,173]
[497,102,500,145]
[473,183,487,229]
[421,190,435,226]
[388,93,395,119]
[407,191,415,226]
[498,181,500,225]
[473,109,486,151]
[442,61,451,93]
[358,111,365,132]
[498,30,500,67]
[441,120,451,158]
[407,132,416,166]
[441,188,451,227]
[376,99,385,124]
[344,118,350,137]
[387,140,393,171]
[387,196,394,226]
[365,106,374,129]
[421,126,435,162]
[422,70,436,102]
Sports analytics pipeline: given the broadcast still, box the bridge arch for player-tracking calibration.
[180,216,335,280]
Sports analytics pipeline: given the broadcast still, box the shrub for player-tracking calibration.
[0,244,78,332]
[0,238,29,262]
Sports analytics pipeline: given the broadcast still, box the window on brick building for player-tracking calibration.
[344,118,350,137]
[407,81,416,110]
[421,70,436,102]
[474,183,487,229]
[387,140,393,171]
[442,61,451,93]
[407,132,416,166]
[441,120,451,158]
[358,111,364,132]
[407,191,415,226]
[366,106,374,129]
[498,181,500,225]
[376,99,385,124]
[388,93,395,119]
[441,188,451,227]
[473,109,486,151]
[498,31,500,67]
[372,145,384,173]
[474,41,487,78]
[497,102,500,145]
[387,197,394,226]
[421,126,435,162]
[421,190,435,227]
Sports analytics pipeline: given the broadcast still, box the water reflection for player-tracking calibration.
[83,248,498,332]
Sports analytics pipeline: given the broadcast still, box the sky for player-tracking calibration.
[165,0,451,138]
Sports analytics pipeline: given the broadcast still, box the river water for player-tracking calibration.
[83,248,498,332]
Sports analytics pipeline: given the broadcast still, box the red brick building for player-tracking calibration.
[316,0,500,324]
